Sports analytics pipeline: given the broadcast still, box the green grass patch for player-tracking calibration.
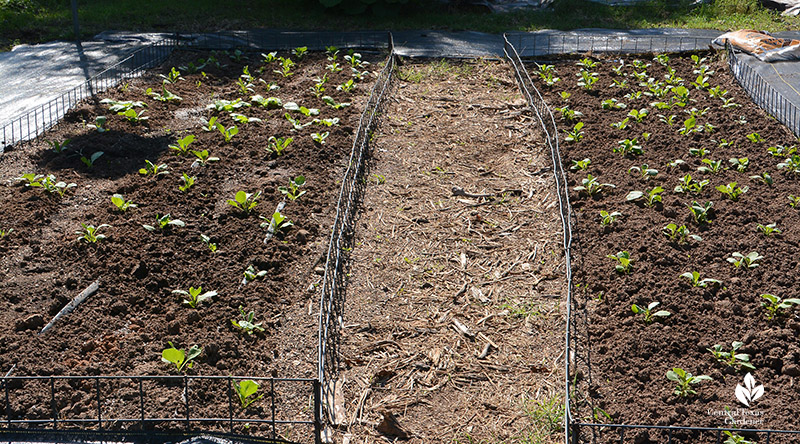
[2,0,799,51]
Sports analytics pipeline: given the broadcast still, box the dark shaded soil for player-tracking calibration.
[533,52,800,441]
[0,48,377,435]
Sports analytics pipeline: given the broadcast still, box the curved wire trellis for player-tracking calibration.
[316,33,395,434]
[502,34,800,444]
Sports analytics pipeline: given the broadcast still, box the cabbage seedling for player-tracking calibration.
[570,158,591,171]
[708,341,755,372]
[235,379,264,408]
[311,132,329,145]
[789,195,800,208]
[729,157,749,172]
[285,113,311,130]
[0,228,13,238]
[674,175,708,194]
[16,173,43,187]
[261,51,277,63]
[680,271,720,288]
[231,306,265,336]
[777,155,800,175]
[48,139,70,153]
[322,96,350,110]
[628,164,658,180]
[564,122,584,143]
[601,98,625,110]
[189,149,220,166]
[313,117,340,127]
[626,187,663,207]
[576,70,598,90]
[662,224,702,244]
[610,118,629,130]
[750,171,773,186]
[143,214,185,231]
[746,132,764,143]
[688,201,713,224]
[632,302,670,324]
[111,194,136,212]
[173,286,217,308]
[119,108,148,124]
[268,136,292,155]
[251,95,283,109]
[159,67,183,84]
[76,223,110,243]
[146,86,182,102]
[207,99,249,112]
[716,182,748,201]
[161,342,201,372]
[260,211,293,233]
[79,151,104,169]
[606,251,632,274]
[216,123,238,143]
[756,223,780,236]
[627,108,648,122]
[698,159,724,174]
[614,138,643,156]
[227,191,261,215]
[768,144,796,157]
[168,135,196,155]
[179,173,196,192]
[337,79,356,92]
[761,293,800,320]
[100,98,146,113]
[667,368,712,398]
[200,234,216,252]
[599,210,622,226]
[242,265,267,284]
[278,176,306,201]
[41,175,76,197]
[139,160,169,177]
[201,116,218,132]
[573,174,614,196]
[274,57,295,77]
[87,116,108,132]
[723,431,754,444]
[727,251,762,269]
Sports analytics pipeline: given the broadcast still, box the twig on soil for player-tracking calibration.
[451,318,475,339]
[40,280,99,335]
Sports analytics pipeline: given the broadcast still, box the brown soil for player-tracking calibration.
[532,52,800,442]
[338,60,566,444]
[0,48,378,437]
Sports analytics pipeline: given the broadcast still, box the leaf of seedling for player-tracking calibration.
[80,151,104,168]
[227,191,260,215]
[161,342,202,372]
[662,223,702,244]
[312,117,340,127]
[761,293,800,320]
[267,136,293,155]
[606,251,632,274]
[111,194,136,212]
[631,301,671,324]
[251,95,283,109]
[231,305,265,336]
[260,210,294,233]
[139,160,169,177]
[278,175,307,201]
[190,149,220,167]
[242,265,268,285]
[39,175,76,197]
[727,251,763,269]
[201,116,218,132]
[698,158,724,174]
[756,223,781,236]
[48,139,70,153]
[143,213,185,231]
[626,187,663,207]
[667,368,712,398]
[75,223,110,243]
[285,113,311,131]
[716,182,748,201]
[216,123,239,143]
[168,135,196,155]
[680,271,721,288]
[573,174,615,196]
[16,173,45,187]
[173,286,217,309]
[200,234,217,252]
[311,132,329,145]
[322,96,351,110]
[570,158,591,171]
[599,210,622,226]
[235,379,265,408]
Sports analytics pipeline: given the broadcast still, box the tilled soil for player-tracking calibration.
[0,48,378,436]
[533,52,800,442]
[339,60,566,444]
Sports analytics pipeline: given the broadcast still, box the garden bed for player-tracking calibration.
[531,51,800,441]
[0,47,378,435]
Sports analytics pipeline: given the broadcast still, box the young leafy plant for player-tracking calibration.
[626,187,663,207]
[728,157,749,172]
[674,174,709,194]
[260,210,294,233]
[200,234,217,252]
[606,251,633,274]
[161,342,202,372]
[111,194,136,212]
[564,122,584,143]
[80,151,104,169]
[143,214,185,231]
[278,176,306,201]
[139,160,169,177]
[777,154,800,175]
[750,171,773,186]
[168,135,196,155]
[727,251,762,269]
[599,210,622,227]
[119,108,148,124]
[573,174,615,196]
[570,158,591,171]
[231,306,265,336]
[680,271,721,288]
[227,191,261,215]
[708,341,756,372]
[697,158,724,174]
[746,132,764,143]
[688,201,713,224]
[267,136,293,155]
[0,228,13,238]
[667,368,712,398]
[146,86,182,102]
[235,379,265,409]
[756,223,781,236]
[631,302,671,324]
[173,286,217,309]
[716,182,748,201]
[243,265,268,284]
[76,223,110,243]
[190,149,220,167]
[662,223,702,244]
[311,132,329,145]
[48,139,71,153]
[789,195,800,208]
[614,138,643,156]
[179,173,196,192]
[761,293,800,320]
[216,123,239,143]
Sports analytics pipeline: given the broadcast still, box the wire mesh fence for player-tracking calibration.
[1,375,317,443]
[504,31,712,59]
[316,33,395,433]
[726,43,800,138]
[502,33,800,444]
[0,38,177,151]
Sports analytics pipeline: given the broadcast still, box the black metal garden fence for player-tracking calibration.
[502,32,800,444]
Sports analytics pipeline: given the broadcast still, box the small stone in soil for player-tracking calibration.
[14,314,44,331]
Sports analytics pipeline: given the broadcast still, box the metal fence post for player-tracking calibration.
[313,379,322,444]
